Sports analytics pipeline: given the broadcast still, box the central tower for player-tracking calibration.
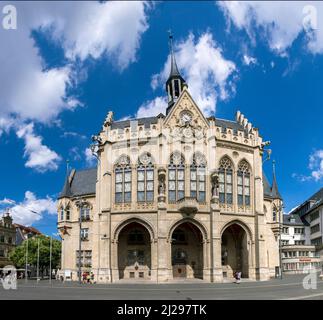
[166,33,187,115]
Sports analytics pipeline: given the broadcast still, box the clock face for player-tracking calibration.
[181,111,192,125]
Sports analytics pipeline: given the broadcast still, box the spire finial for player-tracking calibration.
[271,159,282,200]
[66,159,70,178]
[168,29,174,53]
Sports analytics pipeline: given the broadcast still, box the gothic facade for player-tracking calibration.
[57,40,283,283]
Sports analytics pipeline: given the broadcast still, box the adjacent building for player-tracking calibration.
[14,223,42,245]
[57,37,283,283]
[281,188,323,274]
[0,212,16,268]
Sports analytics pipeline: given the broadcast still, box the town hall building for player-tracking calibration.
[57,37,283,283]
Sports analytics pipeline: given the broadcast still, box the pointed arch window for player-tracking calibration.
[218,157,233,204]
[273,205,277,222]
[115,155,132,203]
[237,160,251,206]
[168,152,185,202]
[66,205,71,221]
[137,153,154,202]
[59,207,64,221]
[190,153,206,202]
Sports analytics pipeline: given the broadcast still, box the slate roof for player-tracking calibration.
[283,214,305,226]
[110,116,247,133]
[263,174,273,198]
[58,168,97,199]
[309,187,323,202]
[290,187,323,217]
[111,116,159,130]
[215,118,246,132]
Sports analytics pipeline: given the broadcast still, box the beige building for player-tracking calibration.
[57,41,283,283]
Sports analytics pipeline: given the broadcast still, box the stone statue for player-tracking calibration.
[211,172,219,198]
[158,177,166,195]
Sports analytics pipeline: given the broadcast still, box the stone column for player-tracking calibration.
[210,201,223,282]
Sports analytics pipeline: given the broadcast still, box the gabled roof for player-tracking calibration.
[13,223,42,235]
[58,168,97,199]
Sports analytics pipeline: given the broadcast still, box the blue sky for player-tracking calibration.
[0,1,322,236]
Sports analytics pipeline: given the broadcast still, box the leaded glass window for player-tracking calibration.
[115,155,132,203]
[137,153,154,202]
[190,152,206,202]
[218,157,233,204]
[168,152,185,202]
[60,207,64,221]
[237,160,251,206]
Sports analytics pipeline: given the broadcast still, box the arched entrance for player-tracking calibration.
[221,223,249,278]
[118,222,151,280]
[171,222,204,279]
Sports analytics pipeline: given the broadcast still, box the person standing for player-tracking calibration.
[235,271,241,284]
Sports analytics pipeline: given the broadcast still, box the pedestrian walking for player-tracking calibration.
[235,271,241,284]
[90,272,95,284]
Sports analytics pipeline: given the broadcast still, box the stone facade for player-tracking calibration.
[57,45,282,283]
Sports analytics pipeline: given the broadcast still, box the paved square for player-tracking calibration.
[1,275,323,300]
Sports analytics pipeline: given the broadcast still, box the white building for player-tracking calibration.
[281,188,323,274]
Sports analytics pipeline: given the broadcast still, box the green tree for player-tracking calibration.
[9,235,61,276]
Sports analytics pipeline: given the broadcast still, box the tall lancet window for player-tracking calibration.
[115,155,132,203]
[168,152,185,202]
[237,160,251,206]
[218,157,233,204]
[137,153,154,202]
[272,205,277,222]
[190,153,206,202]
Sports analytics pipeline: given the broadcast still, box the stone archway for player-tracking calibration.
[221,223,249,278]
[170,222,204,279]
[117,222,151,280]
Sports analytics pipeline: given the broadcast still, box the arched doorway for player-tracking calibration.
[221,223,249,278]
[118,222,151,280]
[171,222,203,279]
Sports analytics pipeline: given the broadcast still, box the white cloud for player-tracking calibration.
[218,1,323,55]
[292,149,323,182]
[16,123,61,172]
[0,191,57,226]
[145,32,236,117]
[61,131,87,140]
[84,147,96,167]
[0,1,150,170]
[136,96,168,118]
[242,54,257,66]
[309,149,323,181]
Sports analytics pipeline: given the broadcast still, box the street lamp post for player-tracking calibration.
[278,203,284,280]
[25,236,29,283]
[36,237,40,282]
[49,236,52,284]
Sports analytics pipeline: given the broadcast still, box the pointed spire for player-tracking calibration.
[271,160,282,199]
[59,160,72,199]
[168,31,181,78]
[165,30,186,115]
